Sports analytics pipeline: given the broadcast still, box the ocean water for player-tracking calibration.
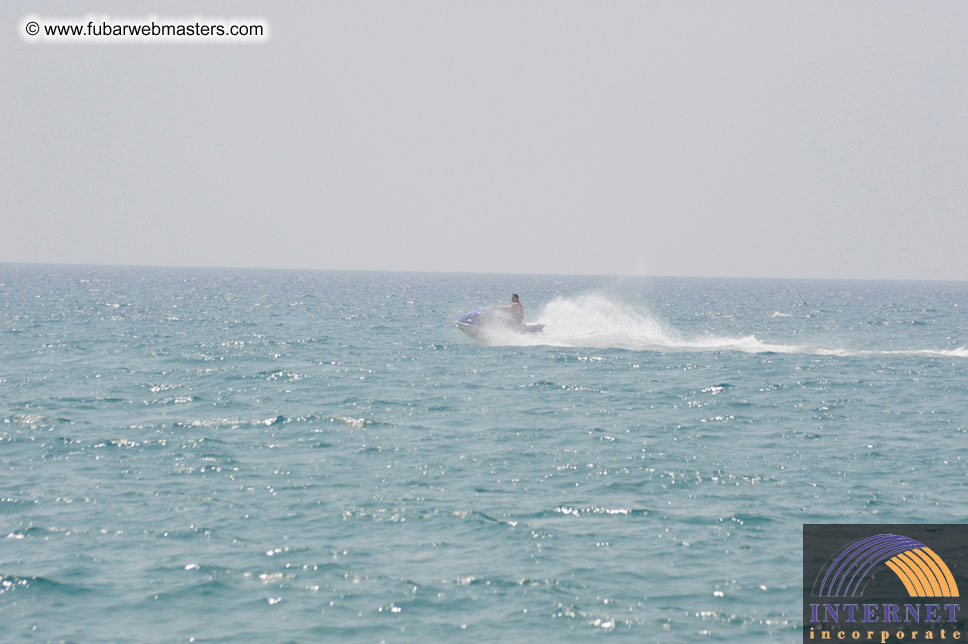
[1,264,967,643]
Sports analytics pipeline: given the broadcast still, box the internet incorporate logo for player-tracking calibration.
[803,525,968,644]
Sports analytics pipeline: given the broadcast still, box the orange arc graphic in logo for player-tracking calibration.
[883,547,959,598]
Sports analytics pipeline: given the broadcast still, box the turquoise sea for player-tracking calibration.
[2,264,967,643]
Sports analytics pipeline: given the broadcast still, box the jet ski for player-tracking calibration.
[456,308,545,340]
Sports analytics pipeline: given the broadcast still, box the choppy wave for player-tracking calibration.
[474,294,968,358]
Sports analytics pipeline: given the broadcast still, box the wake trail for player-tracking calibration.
[474,294,968,358]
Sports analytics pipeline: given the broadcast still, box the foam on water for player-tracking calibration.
[476,293,968,358]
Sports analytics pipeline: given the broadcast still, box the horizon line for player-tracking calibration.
[1,260,966,285]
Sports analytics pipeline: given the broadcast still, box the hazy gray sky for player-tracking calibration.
[3,2,967,280]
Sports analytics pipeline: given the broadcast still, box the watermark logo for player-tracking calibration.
[20,14,270,44]
[804,525,968,643]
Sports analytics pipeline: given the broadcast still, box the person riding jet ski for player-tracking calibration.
[499,294,524,325]
[456,293,544,339]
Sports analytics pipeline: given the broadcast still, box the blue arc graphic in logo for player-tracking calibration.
[815,533,959,598]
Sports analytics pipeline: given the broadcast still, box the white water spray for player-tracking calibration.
[473,294,968,358]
